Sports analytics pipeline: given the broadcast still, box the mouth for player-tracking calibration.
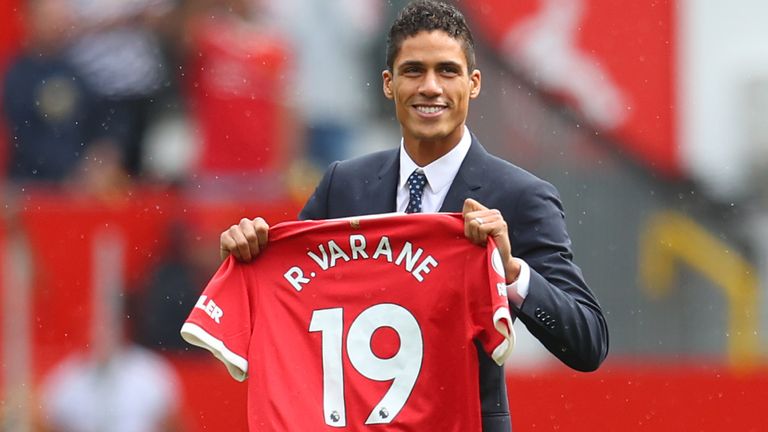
[413,104,448,117]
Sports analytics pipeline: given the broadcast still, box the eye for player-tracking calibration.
[439,66,460,77]
[402,66,422,77]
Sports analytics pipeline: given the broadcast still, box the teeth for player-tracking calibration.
[416,106,444,114]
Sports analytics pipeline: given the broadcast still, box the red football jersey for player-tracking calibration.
[181,213,514,431]
[185,17,290,175]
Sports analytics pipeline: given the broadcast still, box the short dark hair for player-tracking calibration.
[385,0,476,72]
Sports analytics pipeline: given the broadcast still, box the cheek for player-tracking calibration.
[393,89,415,113]
[394,85,411,102]
[392,92,411,121]
[451,90,470,112]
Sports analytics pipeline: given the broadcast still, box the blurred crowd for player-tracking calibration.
[0,0,386,201]
[0,1,387,430]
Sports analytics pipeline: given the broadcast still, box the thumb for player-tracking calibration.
[463,198,487,213]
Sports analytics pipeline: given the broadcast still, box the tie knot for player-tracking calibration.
[406,170,427,213]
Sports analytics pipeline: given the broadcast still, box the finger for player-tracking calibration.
[462,197,488,216]
[483,211,506,241]
[464,197,488,212]
[481,215,512,258]
[229,223,253,262]
[219,231,236,261]
[466,209,502,245]
[222,225,247,261]
[253,217,269,249]
[478,213,501,242]
[466,212,490,244]
[463,199,483,240]
[463,198,492,229]
[472,218,487,245]
[239,218,260,258]
[464,211,483,242]
[462,197,478,215]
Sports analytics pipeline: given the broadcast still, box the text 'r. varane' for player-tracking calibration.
[284,234,438,291]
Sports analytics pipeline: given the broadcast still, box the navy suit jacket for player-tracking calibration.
[299,134,609,431]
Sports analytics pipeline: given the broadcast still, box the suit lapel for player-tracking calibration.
[439,134,486,212]
[361,135,487,214]
[367,149,399,214]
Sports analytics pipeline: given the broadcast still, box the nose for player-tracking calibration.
[418,70,443,97]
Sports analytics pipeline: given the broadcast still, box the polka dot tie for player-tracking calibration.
[405,169,428,213]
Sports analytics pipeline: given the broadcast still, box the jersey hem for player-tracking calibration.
[180,322,249,381]
[491,307,515,365]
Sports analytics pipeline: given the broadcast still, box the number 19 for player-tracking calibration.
[309,304,424,427]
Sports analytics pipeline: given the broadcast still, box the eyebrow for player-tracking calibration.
[396,60,464,72]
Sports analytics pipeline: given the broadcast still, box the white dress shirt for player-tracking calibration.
[395,126,531,306]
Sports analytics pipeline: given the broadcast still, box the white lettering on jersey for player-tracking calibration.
[497,283,508,298]
[490,249,508,298]
[349,234,368,259]
[308,245,330,270]
[394,242,423,272]
[372,236,393,262]
[284,266,311,292]
[328,240,351,268]
[412,256,438,282]
[195,295,224,323]
[294,234,440,291]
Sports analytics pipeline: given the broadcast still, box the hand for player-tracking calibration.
[462,198,521,283]
[219,217,269,262]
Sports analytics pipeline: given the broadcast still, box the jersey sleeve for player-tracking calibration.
[467,239,515,366]
[180,256,254,381]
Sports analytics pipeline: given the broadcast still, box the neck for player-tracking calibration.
[403,128,465,167]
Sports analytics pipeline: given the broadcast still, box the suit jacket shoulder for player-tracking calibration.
[299,149,400,220]
[440,135,560,218]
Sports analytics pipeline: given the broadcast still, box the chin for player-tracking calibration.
[411,127,449,141]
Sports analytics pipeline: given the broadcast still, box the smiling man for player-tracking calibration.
[218,1,608,431]
[382,29,481,166]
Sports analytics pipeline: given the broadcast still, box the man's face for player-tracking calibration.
[383,30,481,149]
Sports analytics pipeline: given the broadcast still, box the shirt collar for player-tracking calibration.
[398,126,473,193]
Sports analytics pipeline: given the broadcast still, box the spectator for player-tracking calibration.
[180,0,298,198]
[40,344,184,432]
[1,0,96,183]
[65,0,173,177]
[267,0,383,169]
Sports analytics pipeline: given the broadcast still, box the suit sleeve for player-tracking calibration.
[180,257,254,381]
[511,181,609,371]
[298,161,339,220]
[468,240,515,366]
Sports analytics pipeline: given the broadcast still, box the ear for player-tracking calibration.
[469,69,481,98]
[382,70,394,100]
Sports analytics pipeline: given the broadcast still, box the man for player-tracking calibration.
[2,0,95,182]
[219,1,608,430]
